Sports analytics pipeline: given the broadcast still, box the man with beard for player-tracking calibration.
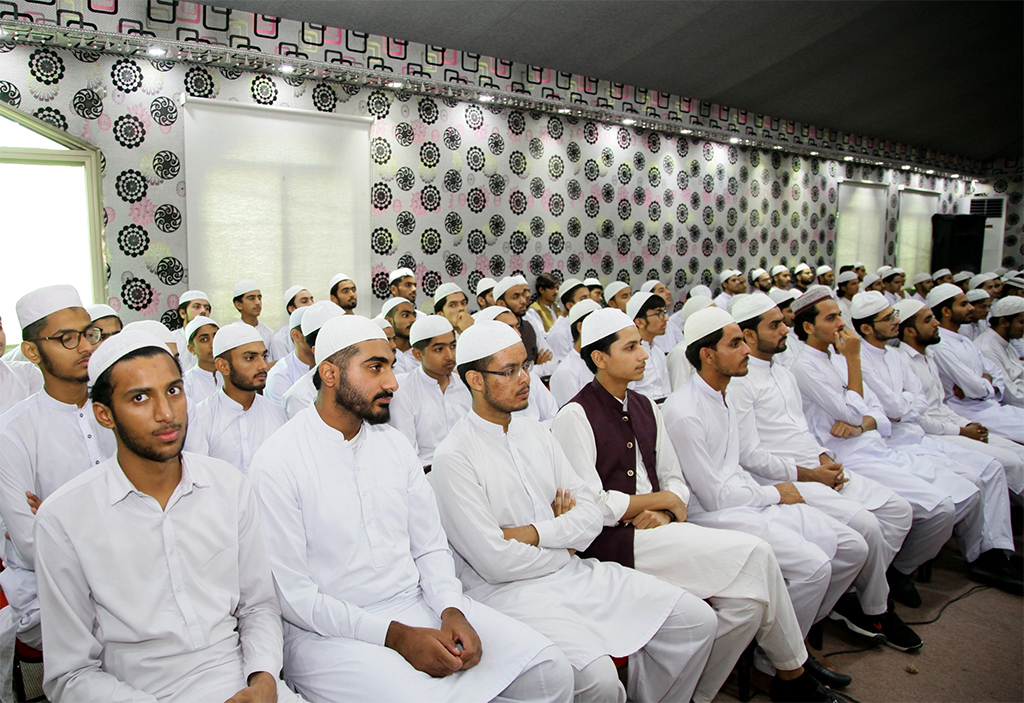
[792,264,815,294]
[0,313,42,415]
[931,268,954,286]
[181,315,222,404]
[184,324,286,475]
[0,285,115,658]
[771,265,792,291]
[625,292,672,403]
[265,307,314,406]
[34,330,301,703]
[547,279,592,361]
[495,275,556,376]
[383,296,420,375]
[171,290,211,371]
[585,277,605,305]
[960,289,991,341]
[433,283,475,335]
[750,268,773,295]
[713,270,745,311]
[388,316,471,469]
[249,315,574,702]
[389,267,418,305]
[87,304,122,344]
[816,266,835,290]
[976,297,1024,408]
[475,278,498,311]
[910,273,934,304]
[882,269,907,305]
[231,280,279,364]
[281,302,345,419]
[272,285,315,359]
[834,271,860,325]
[604,281,633,312]
[329,272,358,313]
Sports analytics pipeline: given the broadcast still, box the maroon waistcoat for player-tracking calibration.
[571,379,660,568]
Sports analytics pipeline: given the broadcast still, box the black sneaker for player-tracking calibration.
[828,595,886,642]
[879,604,923,652]
[769,671,842,703]
[968,550,1024,595]
[887,565,922,608]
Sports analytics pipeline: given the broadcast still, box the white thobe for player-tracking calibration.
[0,390,116,653]
[182,365,222,406]
[552,396,807,701]
[929,326,1024,442]
[35,452,298,703]
[431,411,714,703]
[630,340,671,402]
[271,323,293,361]
[225,321,280,362]
[282,370,316,420]
[666,310,685,345]
[959,319,988,341]
[912,292,927,304]
[713,292,732,310]
[836,297,854,325]
[774,332,804,369]
[549,349,594,407]
[171,328,197,372]
[975,329,1024,408]
[546,316,572,363]
[184,390,286,475]
[654,323,684,355]
[513,370,559,430]
[0,361,42,416]
[248,410,563,703]
[662,375,866,637]
[0,347,27,363]
[666,338,695,392]
[265,352,310,407]
[392,346,420,376]
[884,290,900,306]
[389,367,472,466]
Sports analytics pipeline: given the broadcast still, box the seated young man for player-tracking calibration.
[35,330,301,702]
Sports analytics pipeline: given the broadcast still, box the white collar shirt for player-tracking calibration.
[388,367,472,466]
[629,339,671,402]
[896,343,969,435]
[34,452,283,702]
[666,338,695,392]
[929,326,999,403]
[975,329,1024,408]
[172,328,197,372]
[184,390,287,475]
[513,370,559,429]
[264,351,310,407]
[282,369,316,419]
[713,292,732,310]
[859,341,929,440]
[182,364,222,406]
[549,349,594,407]
[0,360,42,416]
[392,347,420,376]
[653,322,683,354]
[270,324,293,362]
[545,315,572,363]
[836,297,854,325]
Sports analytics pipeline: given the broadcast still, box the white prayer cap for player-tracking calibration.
[581,308,635,348]
[726,293,750,314]
[911,272,932,286]
[770,265,789,277]
[889,267,906,276]
[16,284,83,329]
[731,293,777,324]
[289,306,308,330]
[122,320,176,350]
[409,315,454,346]
[456,320,522,366]
[640,279,660,294]
[851,291,889,319]
[625,292,656,320]
[604,281,630,301]
[329,272,353,290]
[965,289,990,303]
[433,282,464,305]
[768,288,798,306]
[931,268,952,280]
[568,298,602,326]
[314,314,388,367]
[371,315,393,331]
[1003,276,1024,290]
[684,306,735,348]
[559,278,586,299]
[790,285,833,315]
[816,265,832,276]
[836,271,859,285]
[475,277,498,295]
[584,277,602,287]
[952,270,973,284]
[852,261,865,268]
[473,306,516,324]
[750,267,767,280]
[88,329,170,386]
[1001,270,1020,282]
[283,285,307,307]
[792,263,811,275]
[493,275,529,301]
[719,268,742,284]
[212,322,263,358]
[87,304,119,322]
[388,267,415,284]
[893,299,925,323]
[968,272,997,290]
[689,284,713,299]
[991,297,1024,318]
[301,300,345,337]
[876,265,893,277]
[179,290,209,304]
[381,296,414,318]
[862,273,881,288]
[926,282,963,308]
[233,280,260,297]
[994,267,1009,276]
[681,295,715,321]
[184,315,218,343]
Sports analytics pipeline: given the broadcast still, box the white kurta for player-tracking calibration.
[184,390,287,475]
[35,452,297,703]
[630,340,671,402]
[182,365,222,406]
[959,319,988,341]
[0,361,42,416]
[282,370,316,419]
[224,320,280,362]
[513,370,559,430]
[713,292,732,310]
[271,323,293,361]
[248,409,554,702]
[392,347,420,376]
[265,351,311,407]
[549,350,594,407]
[774,332,804,369]
[666,338,694,392]
[975,329,1024,408]
[836,297,854,326]
[389,367,472,466]
[172,328,197,372]
[545,315,572,363]
[431,411,686,670]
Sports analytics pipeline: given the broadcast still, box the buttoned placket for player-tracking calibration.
[349,442,387,568]
[76,405,105,467]
[503,433,552,521]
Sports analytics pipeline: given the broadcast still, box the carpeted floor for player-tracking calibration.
[715,536,1024,703]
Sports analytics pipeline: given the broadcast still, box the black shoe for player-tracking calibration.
[769,671,842,703]
[828,594,886,642]
[803,654,851,689]
[887,566,922,608]
[878,603,923,652]
[968,550,1024,595]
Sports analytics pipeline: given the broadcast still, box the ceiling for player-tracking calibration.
[202,1,1023,163]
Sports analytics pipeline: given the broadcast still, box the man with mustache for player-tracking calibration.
[184,324,286,475]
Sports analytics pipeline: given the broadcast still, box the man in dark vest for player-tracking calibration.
[551,307,839,703]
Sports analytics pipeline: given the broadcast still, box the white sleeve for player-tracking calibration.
[792,359,866,427]
[666,344,694,392]
[729,382,798,482]
[931,342,996,400]
[651,401,691,504]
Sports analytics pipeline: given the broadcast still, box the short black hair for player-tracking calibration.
[990,311,1023,327]
[852,315,874,338]
[737,313,764,334]
[457,354,494,389]
[91,346,180,408]
[304,329,319,349]
[535,273,558,291]
[931,299,955,322]
[21,316,48,343]
[792,302,822,341]
[897,316,918,342]
[837,279,856,294]
[285,293,299,313]
[330,279,350,299]
[685,328,724,371]
[559,283,586,307]
[312,346,358,390]
[581,330,620,374]
[839,265,854,273]
[232,294,244,306]
[635,294,666,321]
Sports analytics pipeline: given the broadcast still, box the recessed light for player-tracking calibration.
[147,46,166,57]
[386,80,404,89]
[478,94,495,102]
[773,146,783,151]
[729,137,740,144]
[809,151,819,156]
[901,165,911,170]
[680,129,692,135]
[925,169,934,174]
[952,174,960,179]
[622,118,636,126]
[557,108,570,114]
[280,64,295,73]
[843,156,854,161]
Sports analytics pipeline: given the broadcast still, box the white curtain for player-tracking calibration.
[897,190,940,279]
[836,182,887,272]
[183,97,372,331]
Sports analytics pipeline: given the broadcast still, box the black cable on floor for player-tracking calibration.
[833,689,866,703]
[822,640,884,658]
[903,584,990,626]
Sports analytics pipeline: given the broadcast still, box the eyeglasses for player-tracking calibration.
[31,326,102,350]
[99,330,121,342]
[644,309,669,319]
[875,312,900,325]
[476,360,534,379]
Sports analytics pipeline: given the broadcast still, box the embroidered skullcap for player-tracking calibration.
[912,272,932,286]
[328,272,353,290]
[862,273,881,288]
[681,295,715,321]
[684,307,735,349]
[837,271,859,285]
[770,265,789,277]
[952,270,973,284]
[493,275,529,301]
[893,299,925,323]
[604,281,630,301]
[793,263,811,275]
[456,320,523,366]
[211,322,263,358]
[473,306,516,324]
[584,277,602,287]
[16,284,83,329]
[1002,276,1024,290]
[790,285,833,315]
[876,265,893,277]
[122,320,176,349]
[965,289,990,303]
[409,315,454,346]
[990,297,1024,318]
[625,291,656,320]
[640,280,660,293]
[371,315,393,331]
[931,268,952,280]
[568,299,602,326]
[816,265,832,276]
[388,267,415,284]
[87,304,119,322]
[731,293,777,324]
[851,291,889,319]
[314,314,387,366]
[179,290,209,304]
[768,288,798,306]
[233,280,259,297]
[433,282,463,305]
[690,285,713,299]
[283,285,307,307]
[184,315,218,344]
[88,330,169,386]
[301,300,345,336]
[581,308,636,348]
[969,272,997,290]
[381,296,414,319]
[289,306,307,330]
[926,283,963,308]
[559,278,587,299]
[750,267,768,281]
[1001,270,1021,282]
[852,261,865,268]
[475,277,497,295]
[726,293,750,314]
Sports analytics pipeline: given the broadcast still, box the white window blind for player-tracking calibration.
[897,190,940,279]
[836,182,887,272]
[183,97,372,331]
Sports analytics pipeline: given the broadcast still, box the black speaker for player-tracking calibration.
[931,214,986,273]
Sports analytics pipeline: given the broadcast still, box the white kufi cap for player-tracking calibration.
[568,299,602,326]
[179,290,209,304]
[625,291,655,320]
[456,320,523,366]
[212,323,263,358]
[475,277,497,295]
[793,263,811,275]
[314,315,388,367]
[684,307,735,349]
[991,297,1024,318]
[16,284,83,329]
[816,265,832,276]
[381,296,414,318]
[388,267,415,284]
[965,289,990,303]
[184,315,218,343]
[893,299,925,322]
[926,283,963,308]
[968,273,997,290]
[283,285,307,307]
[122,320,176,349]
[433,282,464,305]
[681,295,715,321]
[301,300,345,337]
[88,329,170,386]
[559,278,586,300]
[409,315,454,346]
[604,281,630,301]
[689,285,713,299]
[771,265,789,277]
[768,288,798,305]
[837,271,859,285]
[87,304,119,322]
[850,291,889,319]
[233,280,259,297]
[731,293,777,324]
[931,268,952,280]
[581,308,636,348]
[329,272,353,290]
[371,315,393,331]
[289,306,308,330]
[912,272,932,285]
[493,275,529,301]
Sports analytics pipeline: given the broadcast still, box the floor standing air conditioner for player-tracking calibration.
[958,196,1007,271]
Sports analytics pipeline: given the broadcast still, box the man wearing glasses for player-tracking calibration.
[624,292,672,402]
[0,284,115,657]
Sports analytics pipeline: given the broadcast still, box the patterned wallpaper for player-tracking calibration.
[0,1,1019,328]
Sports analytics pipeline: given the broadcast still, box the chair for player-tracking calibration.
[0,589,45,702]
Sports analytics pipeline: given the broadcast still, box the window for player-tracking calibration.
[835,182,888,273]
[896,190,940,278]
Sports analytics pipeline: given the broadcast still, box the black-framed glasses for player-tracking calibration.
[874,312,899,326]
[30,326,102,350]
[476,361,534,379]
[644,309,669,319]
